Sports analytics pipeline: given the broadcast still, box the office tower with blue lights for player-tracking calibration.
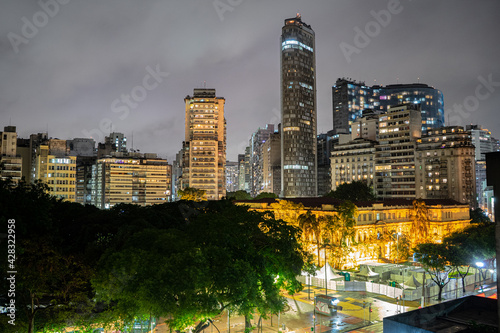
[332,78,444,135]
[280,14,317,197]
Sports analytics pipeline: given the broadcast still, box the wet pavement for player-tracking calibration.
[153,281,497,333]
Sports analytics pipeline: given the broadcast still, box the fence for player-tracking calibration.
[297,270,494,302]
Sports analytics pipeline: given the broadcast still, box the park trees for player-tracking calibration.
[298,210,321,266]
[178,187,207,201]
[325,181,376,201]
[414,242,453,302]
[410,199,430,246]
[322,201,358,269]
[443,221,496,292]
[93,200,307,331]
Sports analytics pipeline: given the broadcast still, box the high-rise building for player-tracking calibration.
[34,139,76,202]
[415,126,476,205]
[316,130,335,196]
[249,124,275,197]
[332,78,444,135]
[375,104,422,199]
[237,154,246,191]
[181,88,226,200]
[29,132,48,183]
[91,152,171,208]
[0,126,22,183]
[172,149,183,200]
[280,14,317,197]
[262,131,281,196]
[466,125,500,214]
[225,161,239,193]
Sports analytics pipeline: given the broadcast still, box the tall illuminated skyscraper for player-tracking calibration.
[280,14,317,197]
[181,88,226,200]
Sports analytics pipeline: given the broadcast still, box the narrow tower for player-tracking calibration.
[280,14,317,197]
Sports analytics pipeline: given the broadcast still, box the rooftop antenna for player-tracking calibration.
[203,80,206,88]
[417,77,420,83]
[131,132,134,152]
[396,77,399,83]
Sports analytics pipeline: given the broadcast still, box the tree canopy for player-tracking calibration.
[178,187,207,201]
[325,181,376,201]
[0,180,307,332]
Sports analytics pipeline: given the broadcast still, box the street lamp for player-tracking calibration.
[395,232,402,264]
[476,261,484,292]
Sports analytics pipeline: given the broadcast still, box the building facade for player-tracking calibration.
[415,127,476,205]
[281,14,317,197]
[34,140,77,202]
[375,104,422,199]
[181,88,226,200]
[91,152,171,209]
[236,197,471,268]
[466,125,500,215]
[262,131,281,196]
[0,126,23,183]
[330,138,377,192]
[249,124,275,197]
[332,78,444,135]
[225,160,239,193]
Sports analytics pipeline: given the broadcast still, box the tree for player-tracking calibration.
[410,199,430,246]
[323,201,358,269]
[444,221,496,292]
[414,242,454,301]
[269,200,305,226]
[469,208,492,224]
[390,232,411,263]
[94,201,307,332]
[226,190,252,200]
[178,187,207,201]
[298,210,321,266]
[253,192,278,200]
[325,181,376,201]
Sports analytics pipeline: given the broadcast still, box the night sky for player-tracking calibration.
[1,0,499,162]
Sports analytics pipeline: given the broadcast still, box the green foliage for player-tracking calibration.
[253,192,278,200]
[298,211,321,266]
[469,208,492,224]
[389,233,411,262]
[178,187,207,201]
[1,180,307,332]
[226,190,252,200]
[411,199,430,245]
[322,201,358,269]
[93,201,306,330]
[413,242,453,301]
[325,181,376,201]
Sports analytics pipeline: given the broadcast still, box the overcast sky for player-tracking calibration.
[1,0,499,162]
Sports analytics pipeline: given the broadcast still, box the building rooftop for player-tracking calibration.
[235,197,467,209]
[383,296,497,332]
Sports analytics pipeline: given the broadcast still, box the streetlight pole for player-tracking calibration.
[476,262,484,293]
[324,241,329,296]
[313,291,316,333]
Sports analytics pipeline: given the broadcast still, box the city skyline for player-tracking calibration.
[1,1,500,162]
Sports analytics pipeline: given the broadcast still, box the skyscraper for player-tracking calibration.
[280,14,317,197]
[332,78,444,135]
[181,88,226,200]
